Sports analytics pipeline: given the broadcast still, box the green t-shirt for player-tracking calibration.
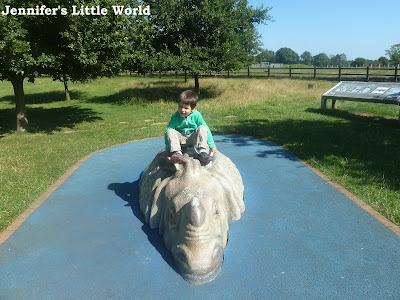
[164,109,215,151]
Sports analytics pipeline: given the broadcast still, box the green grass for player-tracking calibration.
[1,76,399,233]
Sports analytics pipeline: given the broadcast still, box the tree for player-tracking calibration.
[313,53,330,67]
[385,44,400,65]
[32,0,130,100]
[0,0,129,131]
[351,57,367,67]
[123,12,157,75]
[142,0,271,93]
[330,53,347,66]
[275,47,299,64]
[255,49,275,63]
[376,56,389,66]
[0,0,38,131]
[300,51,312,65]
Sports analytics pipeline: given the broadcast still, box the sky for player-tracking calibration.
[248,0,399,61]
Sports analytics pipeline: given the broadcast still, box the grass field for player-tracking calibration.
[1,76,399,233]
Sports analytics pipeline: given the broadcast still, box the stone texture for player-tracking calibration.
[138,150,245,284]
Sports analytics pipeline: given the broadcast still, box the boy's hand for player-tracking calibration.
[210,147,217,154]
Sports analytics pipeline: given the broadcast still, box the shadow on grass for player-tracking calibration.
[215,112,400,192]
[0,105,102,137]
[306,107,399,124]
[87,81,221,104]
[0,90,86,104]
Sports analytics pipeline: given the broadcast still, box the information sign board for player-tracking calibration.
[321,81,400,123]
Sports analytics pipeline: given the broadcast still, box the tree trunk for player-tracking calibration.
[194,74,200,95]
[63,74,71,101]
[11,75,28,132]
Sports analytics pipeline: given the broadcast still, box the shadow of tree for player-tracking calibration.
[0,90,85,104]
[107,179,178,274]
[306,107,398,124]
[0,105,102,136]
[87,81,221,104]
[214,112,400,191]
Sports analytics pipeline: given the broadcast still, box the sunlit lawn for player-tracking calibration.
[0,76,399,233]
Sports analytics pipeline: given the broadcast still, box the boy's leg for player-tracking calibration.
[186,125,209,152]
[166,129,186,152]
[166,129,187,164]
[187,125,213,163]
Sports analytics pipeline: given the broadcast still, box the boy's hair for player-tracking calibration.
[178,90,198,109]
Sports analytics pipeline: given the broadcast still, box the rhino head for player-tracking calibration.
[138,151,244,284]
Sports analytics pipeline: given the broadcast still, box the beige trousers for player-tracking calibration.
[166,125,209,153]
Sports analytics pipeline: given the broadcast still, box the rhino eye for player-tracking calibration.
[169,208,177,225]
[213,202,219,217]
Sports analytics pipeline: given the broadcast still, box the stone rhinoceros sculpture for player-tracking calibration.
[138,150,245,284]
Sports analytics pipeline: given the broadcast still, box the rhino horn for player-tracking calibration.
[182,157,201,180]
[186,197,205,227]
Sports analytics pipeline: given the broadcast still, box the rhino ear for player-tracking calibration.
[219,176,244,220]
[139,150,177,229]
[148,177,171,229]
[210,153,245,220]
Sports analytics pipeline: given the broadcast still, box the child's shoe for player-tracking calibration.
[197,152,213,164]
[170,152,187,164]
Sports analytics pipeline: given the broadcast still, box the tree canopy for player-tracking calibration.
[275,47,299,64]
[376,56,389,66]
[300,51,312,65]
[330,53,347,66]
[141,0,271,92]
[313,53,330,67]
[256,49,275,63]
[0,0,129,131]
[386,44,400,65]
[351,57,367,67]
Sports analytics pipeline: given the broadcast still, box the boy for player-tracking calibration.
[165,90,217,164]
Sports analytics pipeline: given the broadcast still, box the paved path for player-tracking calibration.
[1,135,399,299]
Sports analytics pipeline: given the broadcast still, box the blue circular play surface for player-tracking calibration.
[1,135,399,299]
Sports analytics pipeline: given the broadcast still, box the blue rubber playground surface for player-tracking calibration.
[1,135,400,299]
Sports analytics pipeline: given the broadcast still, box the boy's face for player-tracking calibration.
[178,103,194,117]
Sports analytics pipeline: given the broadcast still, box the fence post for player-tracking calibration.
[366,66,370,82]
[339,66,342,81]
[395,65,398,82]
[227,70,230,78]
[314,66,317,79]
[289,66,292,78]
[268,66,271,77]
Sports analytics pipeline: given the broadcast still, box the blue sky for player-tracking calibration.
[248,0,399,61]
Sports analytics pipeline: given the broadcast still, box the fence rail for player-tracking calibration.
[196,66,399,82]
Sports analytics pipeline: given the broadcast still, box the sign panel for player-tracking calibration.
[322,81,400,103]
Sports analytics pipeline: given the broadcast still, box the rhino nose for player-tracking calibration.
[173,243,224,284]
[186,197,205,227]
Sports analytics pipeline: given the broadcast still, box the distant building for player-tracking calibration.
[251,62,283,68]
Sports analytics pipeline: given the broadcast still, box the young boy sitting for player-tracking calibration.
[165,90,217,164]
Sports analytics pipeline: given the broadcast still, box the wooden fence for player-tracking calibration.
[199,66,399,82]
